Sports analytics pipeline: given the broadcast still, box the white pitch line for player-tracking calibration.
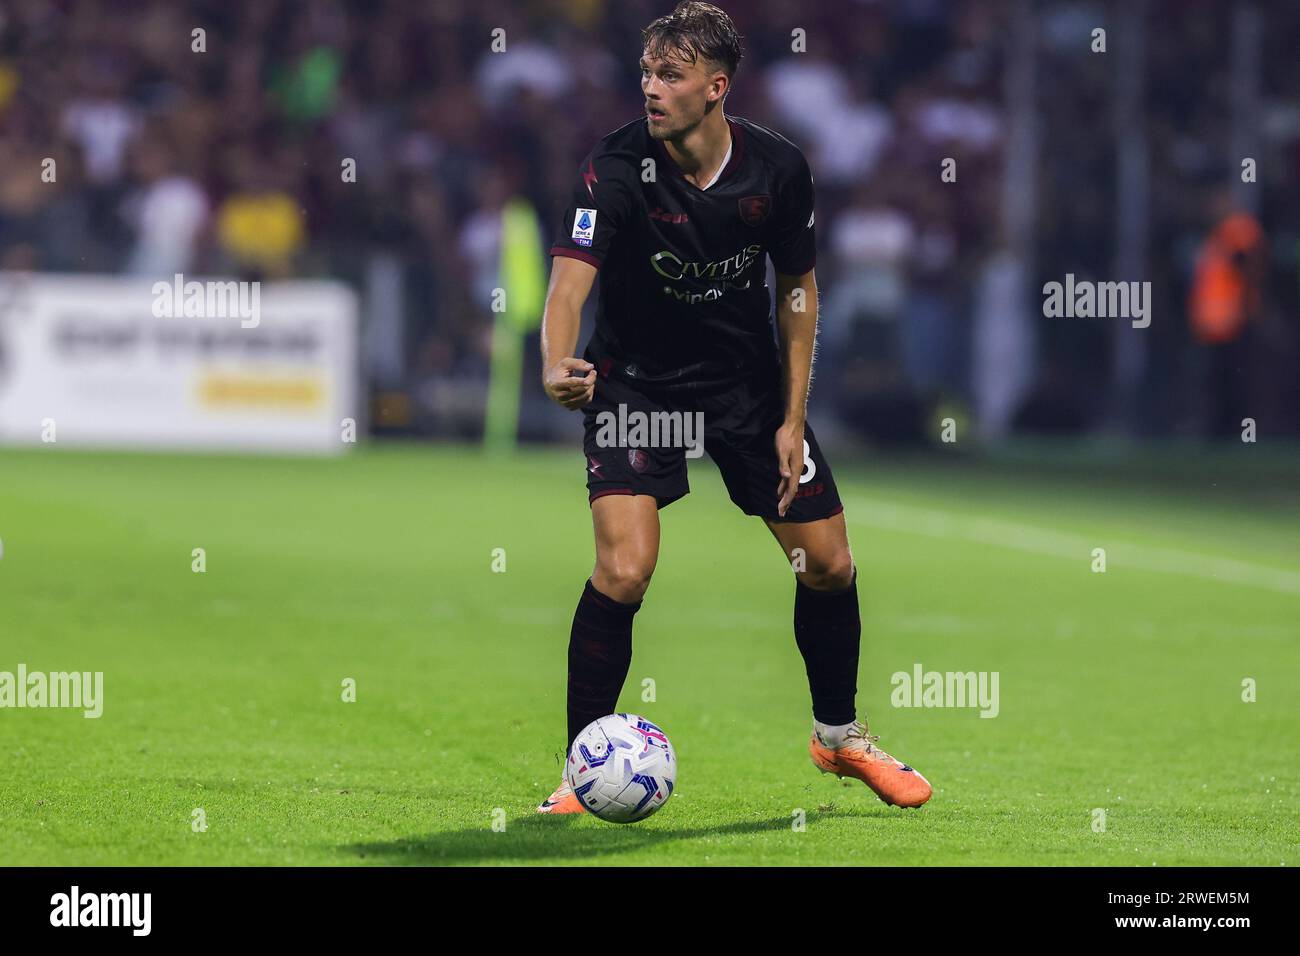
[844,497,1300,596]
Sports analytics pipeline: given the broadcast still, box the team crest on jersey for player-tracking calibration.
[572,208,597,247]
[738,195,772,226]
[628,448,649,473]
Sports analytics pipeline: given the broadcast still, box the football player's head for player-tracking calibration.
[641,2,744,141]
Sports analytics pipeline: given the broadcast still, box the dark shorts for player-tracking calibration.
[581,368,844,523]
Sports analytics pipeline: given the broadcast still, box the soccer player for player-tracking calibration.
[537,2,932,812]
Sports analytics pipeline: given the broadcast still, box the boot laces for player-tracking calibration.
[843,720,894,763]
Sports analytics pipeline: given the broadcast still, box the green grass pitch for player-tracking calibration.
[1,443,1297,866]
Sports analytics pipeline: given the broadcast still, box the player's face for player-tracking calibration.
[640,49,724,140]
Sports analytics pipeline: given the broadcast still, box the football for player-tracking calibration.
[566,713,677,823]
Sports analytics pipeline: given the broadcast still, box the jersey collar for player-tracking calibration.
[649,116,746,191]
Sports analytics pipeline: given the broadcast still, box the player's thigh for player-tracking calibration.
[591,493,661,603]
[701,373,843,523]
[764,510,855,591]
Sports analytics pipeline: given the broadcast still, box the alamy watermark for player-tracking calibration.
[1043,273,1150,328]
[891,663,999,718]
[594,402,704,458]
[151,273,260,328]
[50,886,150,935]
[0,664,103,718]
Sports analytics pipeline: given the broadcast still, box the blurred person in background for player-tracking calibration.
[123,130,208,276]
[1188,194,1267,439]
[821,178,919,441]
[213,143,306,279]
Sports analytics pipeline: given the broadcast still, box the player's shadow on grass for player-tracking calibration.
[341,810,852,864]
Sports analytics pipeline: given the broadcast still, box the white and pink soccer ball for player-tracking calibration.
[566,713,676,823]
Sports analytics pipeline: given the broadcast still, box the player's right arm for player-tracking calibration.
[541,256,597,410]
[542,145,632,410]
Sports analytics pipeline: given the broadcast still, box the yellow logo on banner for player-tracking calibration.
[198,375,324,408]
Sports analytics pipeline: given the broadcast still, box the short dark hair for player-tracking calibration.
[642,2,744,81]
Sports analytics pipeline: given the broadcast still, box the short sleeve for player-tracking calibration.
[549,151,632,269]
[767,152,817,276]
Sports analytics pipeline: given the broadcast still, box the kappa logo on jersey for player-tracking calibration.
[649,206,689,224]
[587,454,604,477]
[572,208,597,247]
[738,194,772,226]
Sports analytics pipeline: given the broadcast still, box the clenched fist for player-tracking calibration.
[543,357,596,410]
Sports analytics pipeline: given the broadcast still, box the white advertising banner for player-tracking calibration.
[0,273,359,454]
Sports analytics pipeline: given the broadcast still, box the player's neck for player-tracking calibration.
[664,111,732,190]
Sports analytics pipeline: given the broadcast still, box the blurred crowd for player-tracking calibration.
[0,0,1297,441]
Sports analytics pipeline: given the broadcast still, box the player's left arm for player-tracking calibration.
[773,267,818,517]
[768,146,819,518]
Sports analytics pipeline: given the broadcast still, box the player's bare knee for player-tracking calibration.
[593,560,654,604]
[800,553,855,592]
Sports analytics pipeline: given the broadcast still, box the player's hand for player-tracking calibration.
[543,357,596,410]
[775,420,805,518]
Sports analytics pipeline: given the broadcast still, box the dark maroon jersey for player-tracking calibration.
[550,114,817,394]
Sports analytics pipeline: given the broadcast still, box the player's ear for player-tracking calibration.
[708,69,729,104]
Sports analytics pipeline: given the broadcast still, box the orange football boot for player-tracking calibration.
[809,719,933,808]
[536,778,585,814]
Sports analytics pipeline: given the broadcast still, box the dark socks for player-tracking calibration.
[566,578,640,756]
[793,569,860,726]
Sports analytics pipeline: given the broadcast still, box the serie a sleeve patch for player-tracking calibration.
[572,208,598,247]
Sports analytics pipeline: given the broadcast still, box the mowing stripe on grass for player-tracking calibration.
[845,497,1300,596]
